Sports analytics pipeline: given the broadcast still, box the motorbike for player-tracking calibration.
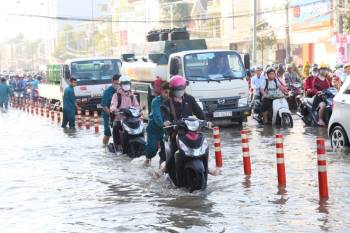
[163,117,209,192]
[108,107,146,158]
[297,87,337,126]
[287,82,302,110]
[252,94,293,128]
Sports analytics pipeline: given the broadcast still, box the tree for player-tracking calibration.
[256,21,277,65]
[159,0,192,28]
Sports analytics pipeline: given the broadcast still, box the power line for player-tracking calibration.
[7,0,331,24]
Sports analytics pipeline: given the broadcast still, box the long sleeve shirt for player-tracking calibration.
[62,85,76,110]
[148,96,166,130]
[110,89,139,121]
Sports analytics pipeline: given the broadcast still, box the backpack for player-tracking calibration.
[264,78,278,91]
[116,92,134,109]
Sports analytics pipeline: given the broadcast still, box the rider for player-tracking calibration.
[250,65,265,100]
[311,64,331,126]
[110,75,139,151]
[304,65,319,97]
[260,67,288,124]
[145,81,170,165]
[342,63,350,84]
[162,75,207,186]
[284,63,302,90]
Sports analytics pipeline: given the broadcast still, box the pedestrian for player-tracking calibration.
[101,74,120,147]
[250,65,265,100]
[61,77,79,129]
[342,63,350,84]
[0,78,11,112]
[145,81,170,166]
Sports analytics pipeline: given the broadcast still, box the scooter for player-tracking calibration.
[163,117,209,192]
[252,95,293,128]
[108,107,146,158]
[297,87,337,126]
[287,82,302,110]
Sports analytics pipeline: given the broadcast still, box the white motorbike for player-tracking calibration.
[252,94,293,128]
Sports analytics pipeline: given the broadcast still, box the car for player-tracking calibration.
[328,77,350,149]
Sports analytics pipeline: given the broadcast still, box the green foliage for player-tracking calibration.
[256,20,277,64]
[159,1,192,28]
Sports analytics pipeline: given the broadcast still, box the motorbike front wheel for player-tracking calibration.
[184,159,207,192]
[281,113,293,128]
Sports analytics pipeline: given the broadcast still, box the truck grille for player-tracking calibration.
[201,97,239,112]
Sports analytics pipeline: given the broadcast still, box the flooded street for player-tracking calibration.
[1,110,350,233]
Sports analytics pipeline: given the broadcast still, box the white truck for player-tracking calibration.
[39,57,122,110]
[122,29,251,124]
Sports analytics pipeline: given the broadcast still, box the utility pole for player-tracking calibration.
[285,0,291,64]
[253,0,257,65]
[339,0,344,33]
[91,0,96,56]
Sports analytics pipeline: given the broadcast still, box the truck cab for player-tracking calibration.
[40,57,122,111]
[167,50,251,122]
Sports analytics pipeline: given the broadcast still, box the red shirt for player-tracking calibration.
[311,77,331,96]
[304,76,315,93]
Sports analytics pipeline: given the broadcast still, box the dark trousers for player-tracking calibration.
[61,108,76,128]
[112,121,122,146]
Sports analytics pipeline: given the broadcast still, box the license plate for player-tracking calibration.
[213,111,232,118]
[97,104,102,109]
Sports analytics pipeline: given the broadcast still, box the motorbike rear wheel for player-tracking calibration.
[281,113,293,128]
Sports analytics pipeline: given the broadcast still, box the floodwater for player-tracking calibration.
[1,109,350,233]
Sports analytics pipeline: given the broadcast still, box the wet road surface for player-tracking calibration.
[1,109,350,233]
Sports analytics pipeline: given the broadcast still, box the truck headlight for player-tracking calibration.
[238,97,248,107]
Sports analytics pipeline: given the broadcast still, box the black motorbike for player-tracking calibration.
[297,87,337,126]
[109,107,146,158]
[163,117,209,192]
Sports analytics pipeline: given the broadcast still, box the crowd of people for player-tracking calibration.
[0,72,45,112]
[247,62,350,126]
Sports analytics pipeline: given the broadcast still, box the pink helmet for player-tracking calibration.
[169,75,186,90]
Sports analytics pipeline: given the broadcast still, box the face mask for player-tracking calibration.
[312,71,319,77]
[173,90,185,97]
[122,84,131,91]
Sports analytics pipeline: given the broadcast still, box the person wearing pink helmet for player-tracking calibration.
[161,75,208,186]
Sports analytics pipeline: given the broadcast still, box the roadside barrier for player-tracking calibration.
[35,101,39,115]
[51,110,55,122]
[317,138,329,200]
[240,130,252,175]
[30,102,34,114]
[56,111,61,124]
[93,111,99,133]
[85,110,90,130]
[213,127,223,167]
[46,105,50,118]
[77,109,83,128]
[26,100,30,113]
[276,134,286,187]
[40,103,44,117]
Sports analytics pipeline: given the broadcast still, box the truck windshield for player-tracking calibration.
[70,59,121,81]
[184,52,246,81]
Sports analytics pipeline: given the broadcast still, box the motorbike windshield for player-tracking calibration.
[70,59,121,84]
[184,51,246,81]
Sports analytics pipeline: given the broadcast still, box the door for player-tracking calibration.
[339,83,350,132]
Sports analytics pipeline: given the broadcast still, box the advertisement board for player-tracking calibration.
[290,0,332,31]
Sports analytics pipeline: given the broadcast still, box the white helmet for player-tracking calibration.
[119,75,131,91]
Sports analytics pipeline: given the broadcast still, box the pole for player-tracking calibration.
[91,0,96,56]
[285,0,291,64]
[253,0,257,65]
[317,138,329,200]
[276,134,286,187]
[241,130,252,175]
[170,5,174,28]
[213,127,223,168]
[339,0,344,34]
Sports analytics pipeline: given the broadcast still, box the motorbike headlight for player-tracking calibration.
[238,97,248,107]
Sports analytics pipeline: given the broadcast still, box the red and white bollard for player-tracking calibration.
[46,106,50,118]
[40,104,44,117]
[317,138,329,200]
[77,109,82,128]
[35,102,39,115]
[56,111,61,123]
[85,110,90,130]
[276,134,286,187]
[30,102,34,114]
[51,110,55,122]
[240,130,252,175]
[213,127,223,167]
[93,111,99,133]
